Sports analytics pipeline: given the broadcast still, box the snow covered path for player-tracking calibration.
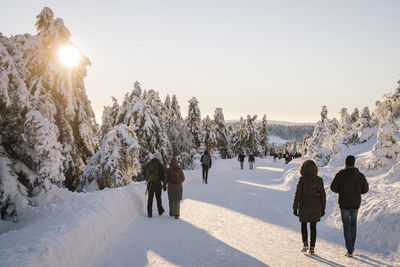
[94,158,394,267]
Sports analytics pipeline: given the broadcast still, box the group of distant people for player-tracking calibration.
[144,151,369,258]
[293,155,369,257]
[272,150,302,164]
[238,152,256,170]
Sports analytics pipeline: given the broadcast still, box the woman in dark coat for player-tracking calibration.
[293,159,326,254]
[166,158,185,219]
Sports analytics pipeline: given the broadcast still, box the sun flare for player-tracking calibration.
[58,45,80,67]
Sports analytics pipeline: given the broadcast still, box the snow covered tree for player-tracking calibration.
[338,107,357,145]
[244,115,260,155]
[370,122,400,169]
[359,107,372,129]
[165,94,195,167]
[186,97,202,149]
[101,97,120,138]
[1,8,99,218]
[339,108,352,136]
[78,125,140,191]
[350,108,360,125]
[228,121,243,155]
[213,108,232,159]
[308,106,338,166]
[23,111,65,187]
[113,86,172,166]
[203,115,217,152]
[354,106,376,143]
[259,114,269,157]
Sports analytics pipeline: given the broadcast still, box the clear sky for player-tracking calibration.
[1,0,399,123]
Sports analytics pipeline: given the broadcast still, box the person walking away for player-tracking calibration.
[238,152,245,169]
[293,159,326,255]
[144,156,166,218]
[200,150,212,184]
[166,157,185,219]
[330,155,369,258]
[248,153,255,170]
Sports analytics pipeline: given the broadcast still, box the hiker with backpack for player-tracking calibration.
[166,157,185,219]
[238,152,245,169]
[248,153,255,170]
[200,150,212,184]
[293,159,326,255]
[330,155,369,258]
[144,156,166,218]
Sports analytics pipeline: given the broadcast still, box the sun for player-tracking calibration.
[58,45,80,67]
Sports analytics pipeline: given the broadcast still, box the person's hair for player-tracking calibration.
[345,155,355,167]
[169,157,179,168]
[300,159,318,176]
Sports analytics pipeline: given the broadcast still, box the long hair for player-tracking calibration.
[169,157,180,169]
[300,159,318,177]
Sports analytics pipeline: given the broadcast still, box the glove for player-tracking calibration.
[293,209,298,217]
[321,210,325,217]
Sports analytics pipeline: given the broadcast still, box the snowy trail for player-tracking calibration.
[93,158,394,267]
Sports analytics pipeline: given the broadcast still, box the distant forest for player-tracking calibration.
[268,124,315,142]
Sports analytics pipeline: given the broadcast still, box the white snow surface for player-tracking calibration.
[268,135,288,146]
[1,154,399,266]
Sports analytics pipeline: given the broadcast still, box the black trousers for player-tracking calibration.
[147,182,163,215]
[301,222,317,247]
[202,166,209,183]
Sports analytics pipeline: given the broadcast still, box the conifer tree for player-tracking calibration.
[0,7,99,218]
[186,97,202,149]
[78,125,140,190]
[213,108,232,158]
[259,114,269,157]
[203,115,217,152]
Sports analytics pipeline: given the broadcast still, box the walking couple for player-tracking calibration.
[293,155,369,257]
[144,155,185,219]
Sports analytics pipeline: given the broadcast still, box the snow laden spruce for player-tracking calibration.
[0,7,98,220]
[78,125,140,191]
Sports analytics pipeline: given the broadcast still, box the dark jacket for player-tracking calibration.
[166,167,185,200]
[143,158,166,190]
[293,175,326,223]
[330,167,369,209]
[238,154,245,162]
[248,155,255,162]
[200,153,212,168]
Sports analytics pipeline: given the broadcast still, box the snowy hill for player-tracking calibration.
[1,151,399,266]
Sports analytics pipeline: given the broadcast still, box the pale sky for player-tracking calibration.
[1,0,399,123]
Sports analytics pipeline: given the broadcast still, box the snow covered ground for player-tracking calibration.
[1,152,399,266]
[268,135,288,146]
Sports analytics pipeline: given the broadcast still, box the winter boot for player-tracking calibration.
[345,252,353,258]
[175,215,179,219]
[301,242,308,252]
[308,247,314,255]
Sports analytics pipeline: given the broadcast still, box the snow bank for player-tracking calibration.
[0,165,202,267]
[0,184,146,267]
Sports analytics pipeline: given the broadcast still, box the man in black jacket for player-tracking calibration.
[330,155,369,258]
[238,152,245,169]
[144,156,166,218]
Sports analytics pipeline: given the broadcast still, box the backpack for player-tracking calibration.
[169,167,182,184]
[202,154,211,166]
[146,161,159,183]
